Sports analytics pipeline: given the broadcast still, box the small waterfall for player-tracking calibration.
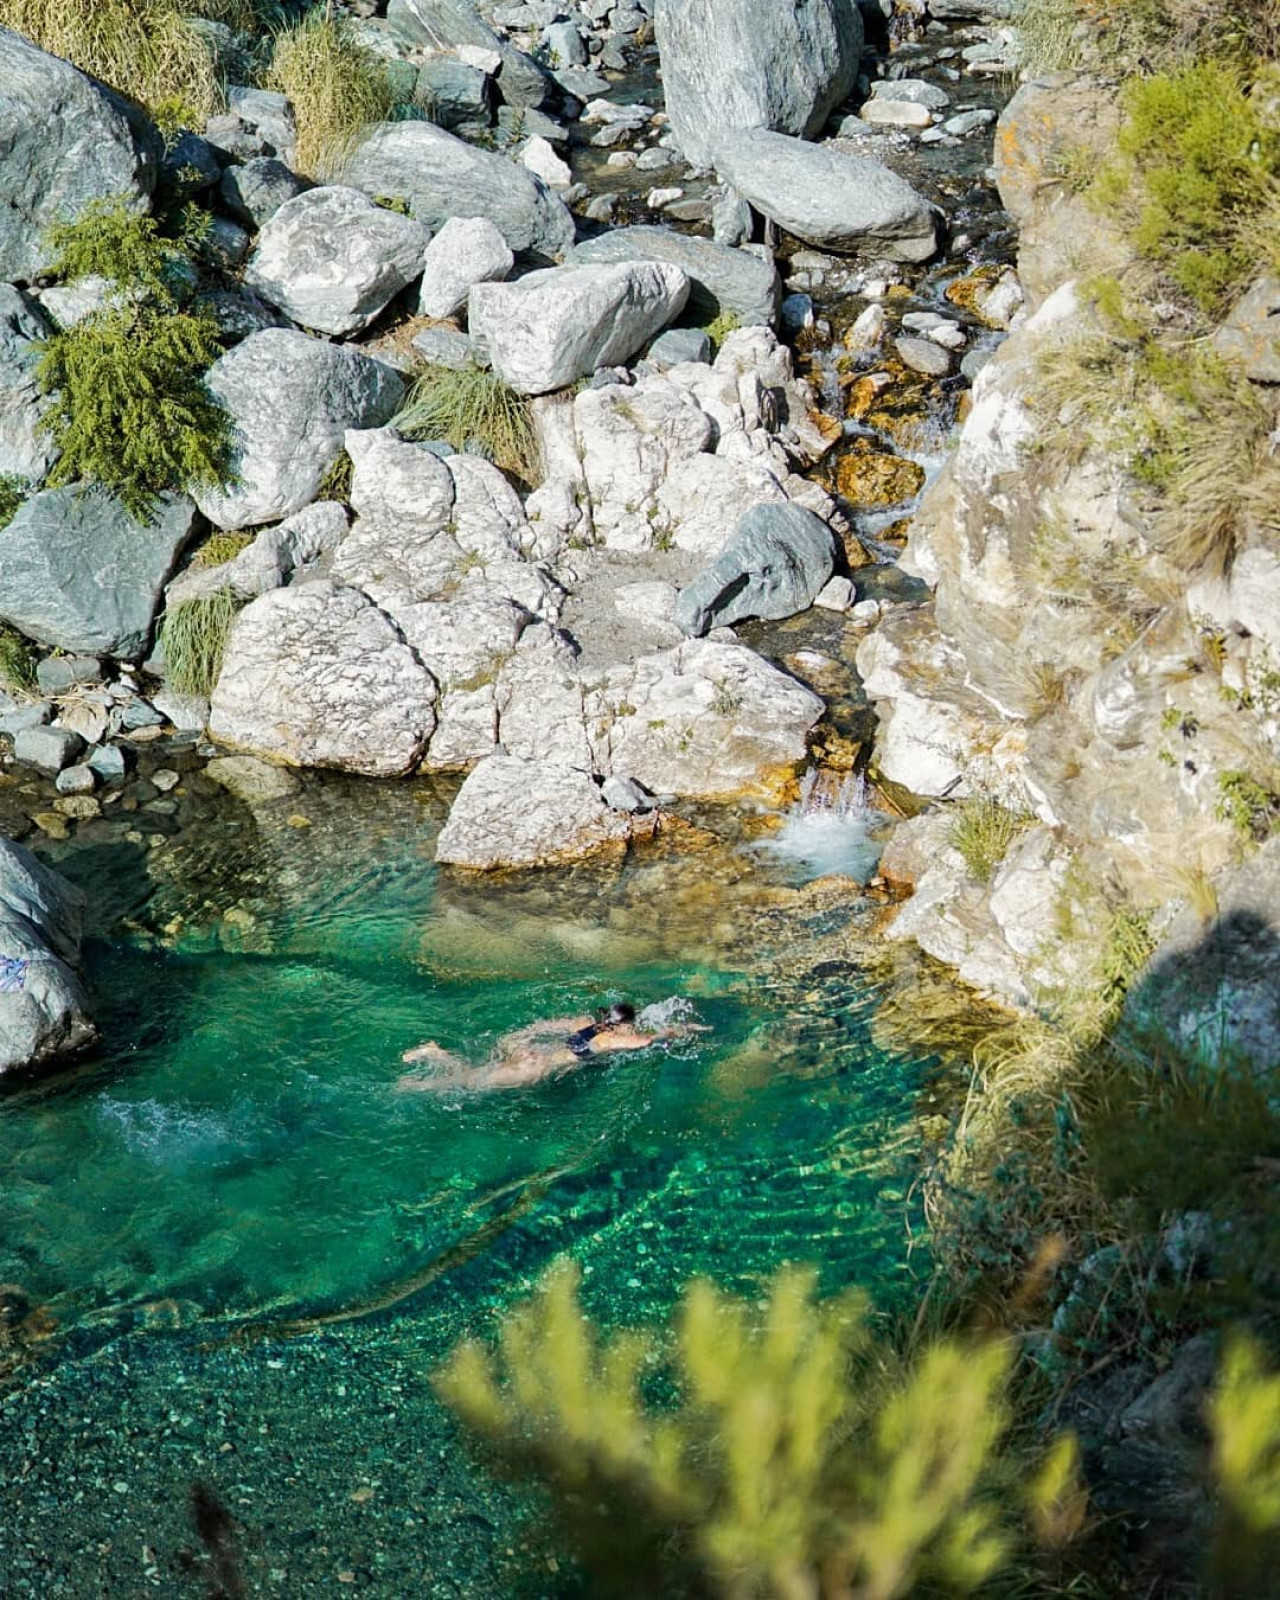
[757,770,886,884]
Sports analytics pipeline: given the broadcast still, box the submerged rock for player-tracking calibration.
[0,836,97,1078]
[674,502,838,635]
[654,0,862,169]
[204,754,302,806]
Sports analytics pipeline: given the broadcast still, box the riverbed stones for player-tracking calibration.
[344,123,574,259]
[0,836,96,1077]
[435,753,639,869]
[243,186,430,337]
[210,581,438,776]
[386,0,552,108]
[653,0,863,169]
[194,330,405,530]
[894,336,952,376]
[469,262,690,394]
[204,754,301,806]
[674,502,838,635]
[715,129,937,262]
[0,287,55,483]
[417,215,514,319]
[13,726,85,774]
[0,28,162,282]
[0,488,198,658]
[567,225,780,327]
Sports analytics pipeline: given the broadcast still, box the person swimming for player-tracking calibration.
[396,1001,706,1093]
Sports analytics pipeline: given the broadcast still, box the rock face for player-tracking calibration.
[417,215,514,319]
[195,330,405,529]
[435,753,639,869]
[209,581,438,776]
[654,0,863,169]
[0,28,162,283]
[716,129,937,261]
[568,225,780,327]
[386,0,551,108]
[244,186,429,336]
[344,123,574,259]
[219,156,310,230]
[469,262,690,394]
[0,488,197,658]
[0,286,55,483]
[0,836,97,1078]
[674,502,838,635]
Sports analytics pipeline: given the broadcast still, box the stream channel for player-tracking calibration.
[0,14,1017,1595]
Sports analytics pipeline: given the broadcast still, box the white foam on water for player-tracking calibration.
[97,1096,240,1166]
[756,770,886,884]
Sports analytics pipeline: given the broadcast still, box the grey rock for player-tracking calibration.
[780,292,815,331]
[550,67,611,99]
[197,289,287,345]
[149,690,209,732]
[85,743,128,781]
[414,54,493,136]
[344,122,574,258]
[712,187,754,247]
[219,157,311,230]
[943,108,997,137]
[386,0,552,108]
[0,285,55,484]
[36,276,117,331]
[35,656,102,695]
[496,105,568,146]
[204,753,300,805]
[0,836,96,1077]
[675,502,838,635]
[647,326,712,369]
[120,697,164,730]
[13,725,85,773]
[0,487,198,658]
[160,132,224,202]
[869,77,950,109]
[418,215,514,319]
[1214,275,1280,384]
[167,501,350,610]
[544,20,588,66]
[0,28,161,282]
[199,216,252,270]
[895,335,952,375]
[601,773,654,811]
[412,325,478,368]
[245,185,430,336]
[568,224,779,326]
[436,753,638,869]
[716,128,937,261]
[469,261,689,393]
[54,763,97,795]
[654,0,863,168]
[0,702,51,735]
[195,330,405,530]
[226,86,297,166]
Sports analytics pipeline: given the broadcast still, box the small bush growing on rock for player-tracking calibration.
[35,199,232,517]
[393,364,540,484]
[0,474,27,531]
[0,624,36,691]
[949,796,1032,885]
[701,309,741,354]
[193,529,253,569]
[1216,768,1280,841]
[159,587,240,697]
[267,7,396,179]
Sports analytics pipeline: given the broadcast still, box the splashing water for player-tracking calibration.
[758,770,887,883]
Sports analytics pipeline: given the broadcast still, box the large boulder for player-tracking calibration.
[470,262,690,394]
[435,753,640,869]
[674,502,837,635]
[568,225,780,327]
[0,28,162,283]
[386,0,552,109]
[0,285,56,484]
[344,122,574,260]
[0,838,97,1077]
[243,186,429,337]
[0,487,197,658]
[716,129,937,261]
[654,0,863,169]
[208,580,438,776]
[194,330,405,529]
[417,215,514,319]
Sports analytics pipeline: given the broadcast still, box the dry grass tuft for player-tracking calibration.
[267,8,396,180]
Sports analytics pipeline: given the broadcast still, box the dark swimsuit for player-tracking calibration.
[566,1024,602,1057]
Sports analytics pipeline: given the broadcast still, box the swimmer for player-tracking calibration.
[396,1001,708,1093]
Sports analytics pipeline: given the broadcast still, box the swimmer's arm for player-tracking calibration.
[503,1014,592,1046]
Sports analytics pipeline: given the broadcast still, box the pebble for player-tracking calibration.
[645,186,683,209]
[943,109,997,137]
[31,811,70,839]
[634,146,674,170]
[894,336,952,377]
[606,149,637,167]
[151,769,181,792]
[54,764,97,796]
[860,100,933,129]
[53,794,101,820]
[813,576,855,612]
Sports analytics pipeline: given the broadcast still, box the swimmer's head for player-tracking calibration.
[601,1002,635,1028]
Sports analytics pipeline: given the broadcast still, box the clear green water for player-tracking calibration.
[1,774,931,1594]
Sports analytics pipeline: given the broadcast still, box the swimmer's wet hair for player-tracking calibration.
[603,1002,635,1026]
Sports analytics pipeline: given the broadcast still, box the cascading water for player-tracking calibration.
[757,769,887,884]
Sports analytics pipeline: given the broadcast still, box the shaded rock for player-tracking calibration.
[195,330,405,530]
[54,764,96,796]
[219,156,310,229]
[674,502,837,635]
[225,86,296,166]
[0,836,96,1077]
[198,289,286,345]
[647,326,712,369]
[716,128,936,261]
[204,753,301,805]
[654,0,863,169]
[469,261,689,394]
[208,580,438,776]
[245,186,429,337]
[34,656,102,696]
[1214,275,1280,385]
[435,753,638,868]
[0,286,55,483]
[0,487,197,658]
[568,224,780,326]
[36,276,115,330]
[386,0,552,108]
[417,215,514,319]
[414,54,493,136]
[13,726,84,774]
[412,325,477,368]
[345,122,573,258]
[0,28,161,282]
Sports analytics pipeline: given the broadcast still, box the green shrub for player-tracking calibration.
[35,198,232,518]
[267,8,396,180]
[0,624,36,692]
[949,796,1032,885]
[159,588,240,696]
[316,448,353,506]
[702,309,741,353]
[1210,1335,1280,1594]
[0,474,26,531]
[193,529,253,568]
[393,364,540,484]
[1217,768,1280,841]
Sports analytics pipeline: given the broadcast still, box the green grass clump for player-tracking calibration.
[0,474,27,531]
[1096,61,1280,317]
[1217,768,1280,841]
[701,309,741,354]
[0,623,36,691]
[159,588,240,697]
[393,364,540,484]
[949,796,1033,884]
[35,198,232,518]
[193,529,253,568]
[1016,0,1280,76]
[267,8,396,180]
[316,448,354,506]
